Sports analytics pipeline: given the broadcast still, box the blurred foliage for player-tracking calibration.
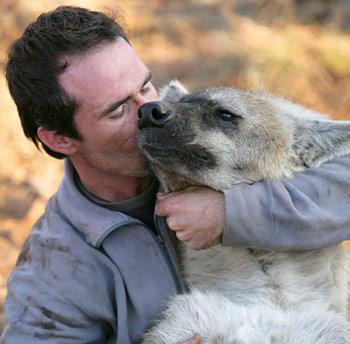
[0,0,349,332]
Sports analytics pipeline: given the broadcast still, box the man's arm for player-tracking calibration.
[223,154,350,250]
[156,155,350,250]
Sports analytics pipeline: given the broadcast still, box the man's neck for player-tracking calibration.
[70,160,151,202]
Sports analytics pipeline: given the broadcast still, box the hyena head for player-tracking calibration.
[138,80,350,191]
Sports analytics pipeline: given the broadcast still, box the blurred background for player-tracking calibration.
[0,0,349,332]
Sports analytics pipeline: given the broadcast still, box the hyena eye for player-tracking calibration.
[217,109,242,121]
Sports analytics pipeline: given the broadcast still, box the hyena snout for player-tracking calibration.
[138,101,174,129]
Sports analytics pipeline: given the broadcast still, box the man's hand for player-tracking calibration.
[180,334,201,343]
[155,186,225,250]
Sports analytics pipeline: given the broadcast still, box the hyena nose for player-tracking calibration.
[138,102,174,129]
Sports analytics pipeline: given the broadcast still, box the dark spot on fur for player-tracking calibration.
[185,144,217,169]
[232,164,245,171]
[247,248,273,274]
[261,262,270,273]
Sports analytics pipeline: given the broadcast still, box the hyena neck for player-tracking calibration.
[152,166,199,192]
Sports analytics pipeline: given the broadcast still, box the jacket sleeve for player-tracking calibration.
[222,154,350,250]
[0,234,116,344]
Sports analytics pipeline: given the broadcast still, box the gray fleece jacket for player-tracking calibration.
[1,155,350,343]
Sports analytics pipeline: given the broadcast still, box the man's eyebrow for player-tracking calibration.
[101,71,152,118]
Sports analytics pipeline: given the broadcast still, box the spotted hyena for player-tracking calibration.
[137,81,350,344]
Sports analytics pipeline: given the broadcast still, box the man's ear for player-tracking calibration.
[37,126,78,156]
[292,118,350,167]
[159,80,189,102]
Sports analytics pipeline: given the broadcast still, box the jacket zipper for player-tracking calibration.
[97,218,183,294]
[153,215,183,294]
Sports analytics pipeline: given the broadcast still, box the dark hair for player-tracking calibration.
[6,6,129,159]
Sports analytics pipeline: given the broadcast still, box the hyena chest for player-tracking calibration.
[181,244,347,313]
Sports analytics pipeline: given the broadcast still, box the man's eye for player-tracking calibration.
[140,84,151,95]
[110,104,128,119]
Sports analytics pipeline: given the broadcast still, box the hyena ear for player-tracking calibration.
[293,118,350,167]
[159,80,189,102]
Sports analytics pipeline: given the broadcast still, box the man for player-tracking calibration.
[1,6,350,344]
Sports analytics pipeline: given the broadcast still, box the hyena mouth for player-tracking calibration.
[141,143,180,160]
[141,139,217,172]
[138,134,179,162]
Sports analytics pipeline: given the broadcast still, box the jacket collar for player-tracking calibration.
[55,159,142,248]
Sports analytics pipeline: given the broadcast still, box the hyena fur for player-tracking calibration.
[137,81,350,344]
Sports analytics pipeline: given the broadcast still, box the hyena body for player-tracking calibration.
[138,81,350,343]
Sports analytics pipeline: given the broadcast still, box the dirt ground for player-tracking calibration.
[1,0,350,333]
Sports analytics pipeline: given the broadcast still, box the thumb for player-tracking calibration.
[157,191,172,200]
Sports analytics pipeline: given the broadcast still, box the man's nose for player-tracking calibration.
[138,102,174,129]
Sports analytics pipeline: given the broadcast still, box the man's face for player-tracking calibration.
[59,38,158,178]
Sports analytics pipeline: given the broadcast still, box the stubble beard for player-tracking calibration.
[116,152,153,178]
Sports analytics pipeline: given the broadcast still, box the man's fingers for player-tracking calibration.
[155,203,166,217]
[166,217,184,231]
[155,197,180,217]
[155,199,172,217]
[175,230,191,241]
[157,187,199,200]
[156,191,172,200]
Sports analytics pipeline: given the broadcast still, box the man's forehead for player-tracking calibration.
[58,39,148,109]
[58,40,139,88]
